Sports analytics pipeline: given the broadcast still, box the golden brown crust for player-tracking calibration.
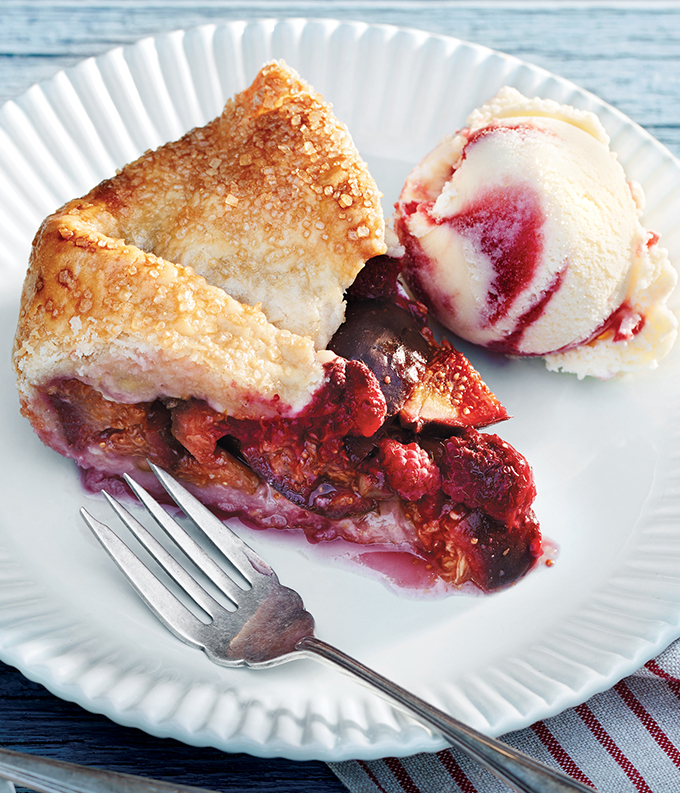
[14,204,326,417]
[88,60,385,347]
[13,61,386,427]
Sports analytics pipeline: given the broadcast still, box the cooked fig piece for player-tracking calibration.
[443,508,540,592]
[399,342,509,432]
[345,254,403,300]
[329,300,431,415]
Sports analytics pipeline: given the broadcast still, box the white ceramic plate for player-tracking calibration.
[2,18,680,762]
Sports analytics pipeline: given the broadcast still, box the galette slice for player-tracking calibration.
[13,62,542,594]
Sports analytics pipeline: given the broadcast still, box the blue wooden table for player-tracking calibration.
[2,2,679,791]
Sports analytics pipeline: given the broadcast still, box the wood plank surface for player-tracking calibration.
[1,1,679,156]
[0,662,346,791]
[0,3,678,792]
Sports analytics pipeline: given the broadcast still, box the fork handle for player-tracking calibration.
[0,746,218,793]
[296,636,596,793]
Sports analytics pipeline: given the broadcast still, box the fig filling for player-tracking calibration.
[38,256,542,594]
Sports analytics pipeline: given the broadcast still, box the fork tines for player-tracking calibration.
[80,463,271,647]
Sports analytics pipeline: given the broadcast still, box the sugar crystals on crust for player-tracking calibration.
[13,61,386,427]
[93,59,385,349]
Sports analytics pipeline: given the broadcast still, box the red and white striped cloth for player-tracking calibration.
[329,638,680,792]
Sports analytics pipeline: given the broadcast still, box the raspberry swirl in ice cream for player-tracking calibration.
[395,87,678,379]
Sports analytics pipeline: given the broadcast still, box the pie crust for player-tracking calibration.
[14,60,386,423]
[12,61,542,594]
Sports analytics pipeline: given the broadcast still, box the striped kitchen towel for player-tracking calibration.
[329,638,680,792]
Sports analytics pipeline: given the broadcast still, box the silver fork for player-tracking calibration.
[80,464,597,793]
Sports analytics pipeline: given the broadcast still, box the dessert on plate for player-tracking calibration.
[13,62,542,594]
[395,87,678,380]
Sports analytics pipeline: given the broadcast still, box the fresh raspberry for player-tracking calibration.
[379,438,442,501]
[440,429,536,526]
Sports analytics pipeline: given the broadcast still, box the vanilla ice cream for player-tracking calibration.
[394,87,678,379]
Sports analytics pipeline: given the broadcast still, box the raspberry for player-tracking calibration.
[440,429,536,526]
[220,358,388,520]
[300,358,387,438]
[342,359,388,437]
[379,438,442,501]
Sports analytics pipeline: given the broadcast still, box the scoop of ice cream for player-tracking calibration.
[395,86,678,379]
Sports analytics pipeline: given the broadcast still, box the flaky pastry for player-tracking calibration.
[14,60,386,427]
[12,61,543,595]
